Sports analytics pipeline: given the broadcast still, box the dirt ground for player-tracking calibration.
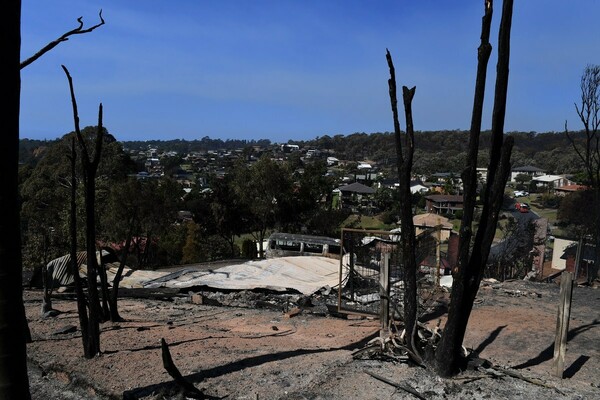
[24,278,600,399]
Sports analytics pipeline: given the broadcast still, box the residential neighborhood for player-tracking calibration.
[7,1,600,399]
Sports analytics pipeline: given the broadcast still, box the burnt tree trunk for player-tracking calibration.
[435,0,514,376]
[0,1,32,396]
[387,0,516,376]
[63,65,104,356]
[109,211,136,322]
[97,250,111,320]
[41,266,53,315]
[386,50,421,362]
[69,137,92,357]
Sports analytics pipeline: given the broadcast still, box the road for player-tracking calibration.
[489,197,541,261]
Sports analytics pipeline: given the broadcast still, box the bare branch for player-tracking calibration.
[459,0,494,273]
[161,338,204,399]
[21,10,105,69]
[91,104,104,170]
[386,49,403,165]
[61,65,90,163]
[569,65,600,186]
[402,85,417,166]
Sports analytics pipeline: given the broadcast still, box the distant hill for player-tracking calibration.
[120,137,272,154]
[20,130,586,176]
[289,130,585,175]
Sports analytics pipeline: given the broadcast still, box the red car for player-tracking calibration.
[515,202,530,213]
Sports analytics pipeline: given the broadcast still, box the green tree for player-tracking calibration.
[557,189,595,237]
[210,176,245,256]
[154,223,187,267]
[514,173,531,186]
[181,221,204,264]
[101,178,145,321]
[137,179,181,268]
[231,157,292,257]
[21,129,134,270]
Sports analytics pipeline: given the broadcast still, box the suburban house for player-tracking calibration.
[326,156,339,166]
[412,213,454,242]
[510,165,545,182]
[424,194,463,215]
[554,184,588,196]
[354,172,379,184]
[551,237,596,281]
[377,177,398,189]
[376,178,428,194]
[410,181,429,194]
[531,175,574,191]
[335,182,376,214]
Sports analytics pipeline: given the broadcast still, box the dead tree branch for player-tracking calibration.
[161,338,205,399]
[21,10,105,69]
[364,370,426,400]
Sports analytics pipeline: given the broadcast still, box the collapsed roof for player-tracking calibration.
[109,256,345,296]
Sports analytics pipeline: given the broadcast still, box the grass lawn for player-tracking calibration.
[342,214,395,231]
[533,207,558,223]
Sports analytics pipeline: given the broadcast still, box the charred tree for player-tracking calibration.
[69,137,93,357]
[435,0,514,376]
[388,0,515,376]
[63,65,105,355]
[0,1,31,397]
[386,51,421,363]
[20,11,104,69]
[0,6,105,393]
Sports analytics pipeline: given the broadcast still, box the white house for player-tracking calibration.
[532,175,574,190]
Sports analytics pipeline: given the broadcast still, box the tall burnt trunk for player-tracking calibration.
[435,0,514,376]
[0,1,32,396]
[63,65,105,357]
[69,138,92,357]
[386,50,420,361]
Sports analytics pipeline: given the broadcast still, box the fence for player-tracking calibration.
[336,227,447,319]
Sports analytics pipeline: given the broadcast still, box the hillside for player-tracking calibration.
[20,129,587,176]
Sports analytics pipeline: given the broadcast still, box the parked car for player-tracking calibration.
[513,190,529,197]
[515,202,530,213]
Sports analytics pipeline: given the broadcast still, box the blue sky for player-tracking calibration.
[20,1,600,143]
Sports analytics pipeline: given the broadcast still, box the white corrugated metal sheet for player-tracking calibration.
[110,256,345,295]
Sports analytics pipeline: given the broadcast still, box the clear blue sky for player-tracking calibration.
[20,1,600,143]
